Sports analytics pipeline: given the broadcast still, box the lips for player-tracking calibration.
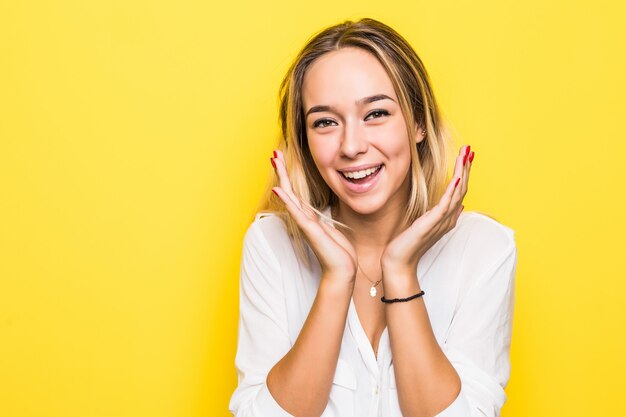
[337,164,384,193]
[337,162,383,173]
[340,164,382,181]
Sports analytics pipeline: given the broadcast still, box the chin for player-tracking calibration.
[339,194,388,216]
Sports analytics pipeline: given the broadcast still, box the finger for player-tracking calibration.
[271,151,303,210]
[447,145,471,219]
[274,149,308,211]
[272,186,316,232]
[461,147,473,196]
[272,151,296,199]
[431,148,465,236]
[420,172,459,242]
[464,150,474,195]
[274,191,355,272]
[417,146,469,240]
[450,145,470,209]
[300,200,322,222]
[433,172,460,220]
[436,146,467,216]
[453,146,474,206]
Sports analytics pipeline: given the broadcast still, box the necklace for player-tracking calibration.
[358,263,383,298]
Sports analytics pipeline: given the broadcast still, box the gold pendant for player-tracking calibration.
[370,286,377,297]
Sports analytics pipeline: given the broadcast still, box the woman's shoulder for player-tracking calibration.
[425,211,518,297]
[449,210,516,258]
[457,210,515,239]
[250,210,287,232]
[243,210,290,249]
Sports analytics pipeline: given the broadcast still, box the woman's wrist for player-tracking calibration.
[381,266,422,299]
[381,259,419,280]
[320,272,355,297]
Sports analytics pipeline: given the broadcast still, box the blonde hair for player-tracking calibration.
[253,18,455,268]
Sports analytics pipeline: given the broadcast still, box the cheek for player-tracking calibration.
[307,136,338,168]
[375,121,412,157]
[308,150,337,188]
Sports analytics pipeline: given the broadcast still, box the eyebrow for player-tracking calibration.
[305,94,395,118]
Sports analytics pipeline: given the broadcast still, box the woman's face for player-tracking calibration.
[302,47,424,216]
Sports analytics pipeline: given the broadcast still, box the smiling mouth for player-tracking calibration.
[339,164,383,183]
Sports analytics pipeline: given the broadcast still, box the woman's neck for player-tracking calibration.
[333,198,409,253]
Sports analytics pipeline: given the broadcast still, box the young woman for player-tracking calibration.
[229,18,517,417]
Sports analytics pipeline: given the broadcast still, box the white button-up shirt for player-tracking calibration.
[229,207,517,416]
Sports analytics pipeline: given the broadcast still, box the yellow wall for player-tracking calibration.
[1,1,624,416]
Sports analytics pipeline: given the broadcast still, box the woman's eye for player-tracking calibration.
[313,119,336,128]
[312,111,389,128]
[365,109,390,120]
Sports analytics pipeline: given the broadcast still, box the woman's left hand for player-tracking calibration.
[380,145,474,276]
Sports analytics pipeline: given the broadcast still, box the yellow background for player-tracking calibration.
[1,1,624,416]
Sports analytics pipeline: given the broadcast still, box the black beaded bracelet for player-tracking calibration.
[381,290,425,303]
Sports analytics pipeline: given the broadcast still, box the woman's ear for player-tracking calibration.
[415,125,426,144]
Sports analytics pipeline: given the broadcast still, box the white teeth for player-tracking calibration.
[341,165,381,179]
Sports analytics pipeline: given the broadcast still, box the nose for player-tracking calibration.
[339,119,368,158]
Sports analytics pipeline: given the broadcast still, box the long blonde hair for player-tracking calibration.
[253,18,455,267]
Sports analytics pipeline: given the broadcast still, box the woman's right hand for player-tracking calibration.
[270,150,357,285]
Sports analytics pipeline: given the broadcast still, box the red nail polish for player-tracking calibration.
[469,151,475,163]
[273,150,278,158]
[454,177,461,187]
[270,157,276,169]
[465,146,471,156]
[463,154,467,166]
[272,189,278,197]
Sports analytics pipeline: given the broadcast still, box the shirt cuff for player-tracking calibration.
[434,387,472,417]
[251,383,295,417]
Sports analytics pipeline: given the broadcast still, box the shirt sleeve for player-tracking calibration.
[228,219,295,417]
[435,236,518,417]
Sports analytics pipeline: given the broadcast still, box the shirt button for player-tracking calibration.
[374,385,379,395]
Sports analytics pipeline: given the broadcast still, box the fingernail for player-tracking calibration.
[273,150,278,158]
[271,188,278,197]
[469,151,475,163]
[454,177,461,187]
[463,154,468,166]
[270,157,276,169]
[465,146,471,156]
